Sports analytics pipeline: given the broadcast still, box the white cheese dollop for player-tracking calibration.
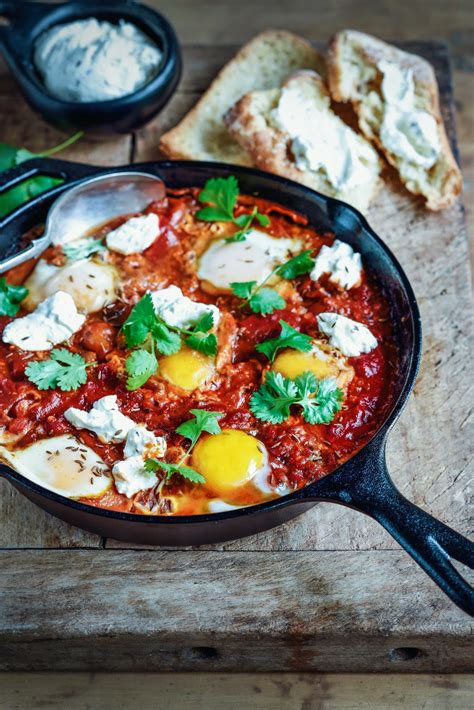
[197,229,300,292]
[64,395,136,444]
[317,312,377,357]
[106,213,160,255]
[378,60,440,169]
[123,424,166,459]
[111,456,158,498]
[23,258,117,314]
[310,240,362,290]
[2,291,85,351]
[271,83,378,191]
[34,18,163,103]
[151,285,220,329]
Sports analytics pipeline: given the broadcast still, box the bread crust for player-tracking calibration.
[225,70,382,213]
[160,30,324,164]
[327,30,462,210]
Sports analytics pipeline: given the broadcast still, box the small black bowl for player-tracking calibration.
[0,0,182,136]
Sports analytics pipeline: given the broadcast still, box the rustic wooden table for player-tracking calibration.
[1,0,473,707]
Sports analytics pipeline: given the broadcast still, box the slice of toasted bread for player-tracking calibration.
[159,30,324,164]
[225,70,382,212]
[327,30,462,210]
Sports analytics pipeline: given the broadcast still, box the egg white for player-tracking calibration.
[197,229,301,293]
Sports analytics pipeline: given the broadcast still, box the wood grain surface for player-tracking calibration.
[0,8,472,675]
[1,673,473,710]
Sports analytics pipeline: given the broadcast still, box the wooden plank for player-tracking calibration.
[109,42,472,553]
[1,672,473,710]
[1,550,473,672]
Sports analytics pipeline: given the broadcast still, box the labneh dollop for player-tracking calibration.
[34,18,163,102]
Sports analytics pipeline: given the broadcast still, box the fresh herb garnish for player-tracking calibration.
[196,176,270,242]
[0,132,83,218]
[0,278,28,317]
[145,409,224,484]
[256,320,313,362]
[25,348,94,392]
[63,237,106,262]
[250,371,343,425]
[230,249,315,315]
[122,294,218,390]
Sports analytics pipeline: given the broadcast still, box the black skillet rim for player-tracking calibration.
[0,160,423,525]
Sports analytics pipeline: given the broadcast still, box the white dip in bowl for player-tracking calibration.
[34,18,163,103]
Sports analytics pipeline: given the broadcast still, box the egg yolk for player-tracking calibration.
[272,346,354,387]
[159,346,214,391]
[191,429,266,495]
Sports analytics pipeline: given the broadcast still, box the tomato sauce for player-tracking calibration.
[0,187,399,514]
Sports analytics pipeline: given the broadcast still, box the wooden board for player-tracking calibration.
[0,40,472,671]
[1,673,473,710]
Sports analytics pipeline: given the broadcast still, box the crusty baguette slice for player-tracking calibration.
[159,30,324,164]
[327,30,462,210]
[225,70,382,213]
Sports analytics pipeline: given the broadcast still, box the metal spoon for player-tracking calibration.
[0,172,166,273]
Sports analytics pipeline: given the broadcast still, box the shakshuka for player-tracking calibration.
[0,176,398,515]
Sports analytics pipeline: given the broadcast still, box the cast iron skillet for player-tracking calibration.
[0,158,473,616]
[0,0,182,135]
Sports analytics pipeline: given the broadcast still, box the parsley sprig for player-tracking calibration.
[256,320,313,362]
[196,176,270,243]
[63,237,106,262]
[250,371,343,425]
[0,278,28,317]
[122,294,218,391]
[230,249,315,315]
[145,409,223,484]
[25,348,94,392]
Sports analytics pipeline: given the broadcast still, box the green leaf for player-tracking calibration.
[63,237,106,261]
[255,213,270,227]
[176,409,223,448]
[25,348,93,392]
[230,281,256,300]
[195,206,235,222]
[121,293,156,348]
[0,278,28,317]
[298,375,344,424]
[151,321,182,355]
[250,371,344,425]
[191,311,214,333]
[198,176,239,218]
[0,143,18,171]
[250,371,298,424]
[125,349,158,390]
[185,331,218,356]
[276,250,315,279]
[144,458,206,484]
[256,320,313,362]
[249,288,285,315]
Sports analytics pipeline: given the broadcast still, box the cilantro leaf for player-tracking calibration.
[196,176,270,242]
[125,349,158,390]
[185,331,218,356]
[144,458,206,484]
[25,348,93,392]
[276,250,315,279]
[151,321,182,355]
[249,288,285,315]
[250,371,344,425]
[63,237,106,261]
[0,278,28,317]
[121,293,156,348]
[230,281,256,300]
[256,320,313,362]
[191,311,214,333]
[298,375,344,424]
[250,371,299,424]
[176,409,223,448]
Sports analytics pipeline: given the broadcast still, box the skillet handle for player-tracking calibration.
[303,439,474,616]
